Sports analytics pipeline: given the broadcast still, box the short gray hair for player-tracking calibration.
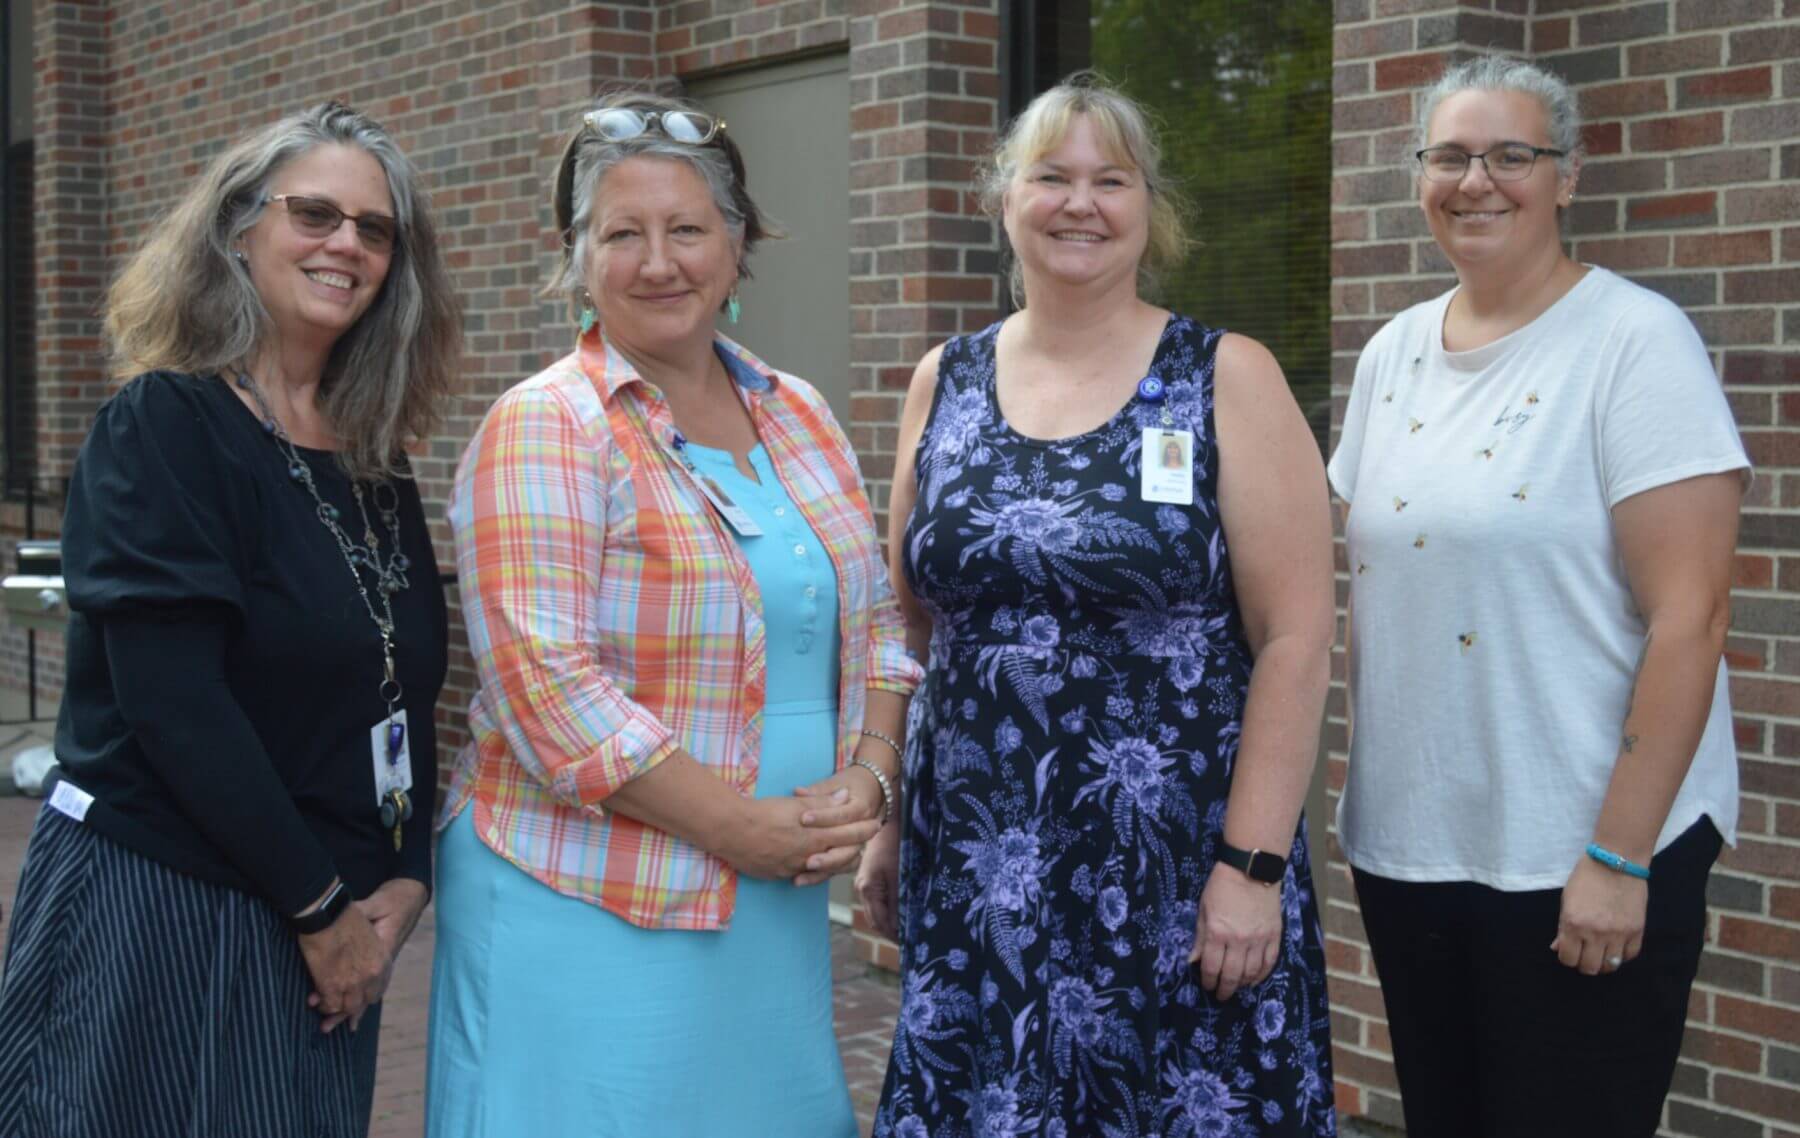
[105,102,460,483]
[1414,56,1583,176]
[547,91,772,318]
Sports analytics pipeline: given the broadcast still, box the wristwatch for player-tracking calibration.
[1217,842,1285,886]
[289,880,351,935]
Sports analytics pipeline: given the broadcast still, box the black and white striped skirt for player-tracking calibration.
[0,805,380,1138]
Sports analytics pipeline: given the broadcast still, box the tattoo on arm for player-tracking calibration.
[1619,633,1651,758]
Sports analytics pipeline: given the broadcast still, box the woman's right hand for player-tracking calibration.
[855,820,902,939]
[297,905,390,1034]
[720,794,883,881]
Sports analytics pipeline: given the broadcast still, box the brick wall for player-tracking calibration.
[842,0,1004,966]
[12,0,1002,776]
[1330,2,1800,1135]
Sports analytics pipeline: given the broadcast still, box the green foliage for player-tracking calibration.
[1087,0,1334,447]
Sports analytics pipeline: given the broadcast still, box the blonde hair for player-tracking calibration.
[980,72,1192,307]
[104,102,461,482]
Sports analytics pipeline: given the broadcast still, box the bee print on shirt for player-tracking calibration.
[1394,496,1408,513]
[1513,484,1529,502]
[1409,417,1425,434]
[1458,632,1477,654]
[1413,534,1427,549]
[1357,562,1369,575]
[1476,443,1497,461]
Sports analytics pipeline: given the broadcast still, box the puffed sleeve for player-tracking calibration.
[63,376,253,619]
[450,382,679,808]
[63,376,340,916]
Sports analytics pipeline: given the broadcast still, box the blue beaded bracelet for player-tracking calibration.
[1586,842,1651,880]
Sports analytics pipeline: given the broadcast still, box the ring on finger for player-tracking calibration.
[1605,955,1623,969]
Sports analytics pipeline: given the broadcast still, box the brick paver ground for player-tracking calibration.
[0,787,901,1138]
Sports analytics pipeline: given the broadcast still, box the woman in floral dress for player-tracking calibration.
[854,75,1338,1137]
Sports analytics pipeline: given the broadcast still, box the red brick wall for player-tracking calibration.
[1330,3,1800,1135]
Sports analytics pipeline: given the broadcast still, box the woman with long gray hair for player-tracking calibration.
[1330,56,1746,1135]
[0,101,459,1137]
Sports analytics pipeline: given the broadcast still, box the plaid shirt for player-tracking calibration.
[442,330,921,930]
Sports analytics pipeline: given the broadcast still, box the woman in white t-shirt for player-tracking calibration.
[1328,56,1748,1138]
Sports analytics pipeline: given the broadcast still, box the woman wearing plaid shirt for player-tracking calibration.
[425,93,921,1137]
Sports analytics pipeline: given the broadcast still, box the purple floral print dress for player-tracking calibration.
[874,315,1336,1138]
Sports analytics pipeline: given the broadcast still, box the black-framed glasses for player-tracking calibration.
[264,194,400,253]
[1415,143,1565,183]
[582,107,725,146]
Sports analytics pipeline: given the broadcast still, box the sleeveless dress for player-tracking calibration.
[873,316,1336,1138]
[426,441,855,1138]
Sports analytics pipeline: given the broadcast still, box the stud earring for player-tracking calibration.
[233,249,248,265]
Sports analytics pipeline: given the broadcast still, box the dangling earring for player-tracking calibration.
[726,287,742,325]
[578,289,598,335]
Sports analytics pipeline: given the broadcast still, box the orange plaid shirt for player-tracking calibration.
[442,329,920,929]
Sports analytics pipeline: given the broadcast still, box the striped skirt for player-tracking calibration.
[0,804,380,1138]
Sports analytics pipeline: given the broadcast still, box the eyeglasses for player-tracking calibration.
[1415,144,1565,183]
[264,194,400,253]
[582,107,725,146]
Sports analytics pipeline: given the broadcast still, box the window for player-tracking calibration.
[2,0,34,496]
[1012,0,1334,451]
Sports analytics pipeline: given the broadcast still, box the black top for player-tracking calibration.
[54,371,446,914]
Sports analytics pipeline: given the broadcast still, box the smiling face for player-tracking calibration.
[240,143,394,349]
[1420,89,1577,279]
[1003,113,1151,298]
[585,155,740,360]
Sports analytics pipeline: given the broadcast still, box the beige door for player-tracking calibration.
[689,54,851,424]
[689,55,855,919]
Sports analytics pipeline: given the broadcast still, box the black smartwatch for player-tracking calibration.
[289,880,351,935]
[1217,842,1285,885]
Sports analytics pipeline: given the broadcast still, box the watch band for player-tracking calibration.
[289,879,351,935]
[1217,842,1286,885]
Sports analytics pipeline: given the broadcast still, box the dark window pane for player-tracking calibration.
[1026,0,1334,452]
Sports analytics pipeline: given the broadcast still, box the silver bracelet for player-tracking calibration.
[859,729,903,762]
[848,757,895,828]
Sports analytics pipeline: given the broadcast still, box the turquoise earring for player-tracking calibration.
[726,289,741,325]
[578,289,597,335]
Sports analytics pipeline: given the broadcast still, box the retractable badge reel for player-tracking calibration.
[1137,376,1194,506]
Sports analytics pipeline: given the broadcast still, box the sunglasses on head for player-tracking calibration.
[582,107,726,146]
[264,194,399,253]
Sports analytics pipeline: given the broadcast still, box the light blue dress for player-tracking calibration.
[426,440,855,1138]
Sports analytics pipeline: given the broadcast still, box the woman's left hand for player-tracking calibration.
[791,768,884,886]
[357,879,430,991]
[312,877,430,1032]
[1552,857,1647,975]
[1191,867,1284,1002]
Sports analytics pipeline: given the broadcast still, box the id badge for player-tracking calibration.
[370,709,414,805]
[1141,427,1195,505]
[693,472,764,536]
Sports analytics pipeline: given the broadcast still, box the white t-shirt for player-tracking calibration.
[1326,267,1749,890]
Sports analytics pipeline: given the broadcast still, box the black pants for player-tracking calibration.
[1352,818,1721,1138]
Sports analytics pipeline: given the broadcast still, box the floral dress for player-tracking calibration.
[874,316,1335,1138]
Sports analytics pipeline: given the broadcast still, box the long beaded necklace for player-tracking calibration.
[230,366,417,848]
